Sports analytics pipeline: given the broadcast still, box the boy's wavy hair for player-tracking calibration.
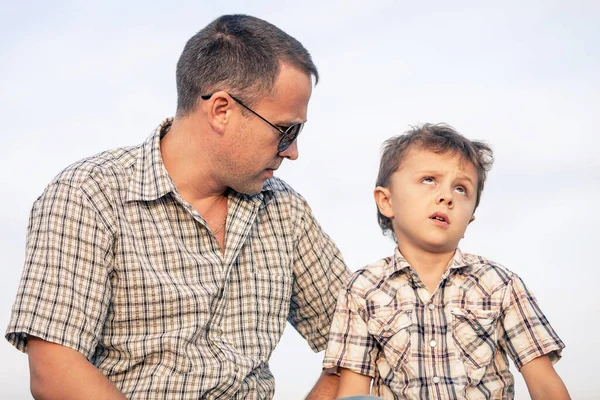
[376,123,494,241]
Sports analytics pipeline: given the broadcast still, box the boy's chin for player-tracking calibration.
[418,240,461,255]
[396,240,460,256]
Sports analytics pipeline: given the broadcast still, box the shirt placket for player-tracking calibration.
[205,194,263,399]
[413,269,453,399]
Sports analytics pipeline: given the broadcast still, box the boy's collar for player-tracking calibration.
[387,247,469,277]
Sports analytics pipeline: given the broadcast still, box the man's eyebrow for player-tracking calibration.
[274,118,306,128]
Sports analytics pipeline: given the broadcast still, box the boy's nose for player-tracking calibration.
[436,189,454,208]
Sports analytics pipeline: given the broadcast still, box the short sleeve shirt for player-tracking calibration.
[6,118,350,399]
[324,248,564,400]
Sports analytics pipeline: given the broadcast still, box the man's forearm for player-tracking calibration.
[28,336,126,400]
[305,371,340,400]
[30,359,126,400]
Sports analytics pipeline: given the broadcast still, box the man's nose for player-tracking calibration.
[278,140,298,160]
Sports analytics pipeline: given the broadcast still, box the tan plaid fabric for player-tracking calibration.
[6,118,350,399]
[324,248,564,400]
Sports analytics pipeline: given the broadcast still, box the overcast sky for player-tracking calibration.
[1,1,599,399]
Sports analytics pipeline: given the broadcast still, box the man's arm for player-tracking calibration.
[521,355,570,400]
[28,336,126,400]
[305,371,339,400]
[335,368,371,398]
[305,368,372,400]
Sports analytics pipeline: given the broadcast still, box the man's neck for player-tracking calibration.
[160,116,227,203]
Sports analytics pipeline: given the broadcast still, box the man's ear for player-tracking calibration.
[204,91,234,134]
[374,186,394,219]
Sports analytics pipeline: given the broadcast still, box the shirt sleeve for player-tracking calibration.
[287,199,350,353]
[5,181,114,360]
[498,274,565,370]
[323,282,379,377]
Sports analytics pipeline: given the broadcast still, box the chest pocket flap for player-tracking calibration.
[451,308,499,372]
[367,309,412,371]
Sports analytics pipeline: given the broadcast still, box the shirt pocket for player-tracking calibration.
[451,308,499,371]
[367,309,413,372]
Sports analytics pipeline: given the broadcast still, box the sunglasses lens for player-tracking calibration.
[278,123,304,152]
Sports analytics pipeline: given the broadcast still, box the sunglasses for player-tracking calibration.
[200,92,305,152]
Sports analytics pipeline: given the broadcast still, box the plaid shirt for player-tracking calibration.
[324,248,564,400]
[6,119,349,399]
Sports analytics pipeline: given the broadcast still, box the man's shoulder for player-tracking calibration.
[262,176,307,206]
[49,145,140,189]
[263,176,299,196]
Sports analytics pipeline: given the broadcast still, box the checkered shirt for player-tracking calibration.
[324,248,564,400]
[6,118,350,399]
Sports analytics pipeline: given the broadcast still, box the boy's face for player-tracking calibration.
[375,147,479,255]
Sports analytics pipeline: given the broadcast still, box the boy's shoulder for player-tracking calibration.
[346,251,520,298]
[459,251,518,290]
[352,254,394,277]
[344,255,399,298]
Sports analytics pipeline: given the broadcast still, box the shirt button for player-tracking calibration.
[428,303,435,311]
[234,364,239,372]
[429,340,437,348]
[217,328,223,335]
[432,376,440,384]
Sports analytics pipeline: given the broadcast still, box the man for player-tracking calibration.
[6,14,349,399]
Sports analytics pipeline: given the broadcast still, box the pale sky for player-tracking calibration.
[1,1,599,399]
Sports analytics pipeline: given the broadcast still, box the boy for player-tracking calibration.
[323,124,569,399]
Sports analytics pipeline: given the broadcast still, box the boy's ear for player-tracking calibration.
[462,215,476,239]
[374,186,394,218]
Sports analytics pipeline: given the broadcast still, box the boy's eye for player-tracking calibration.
[455,186,468,196]
[421,177,435,185]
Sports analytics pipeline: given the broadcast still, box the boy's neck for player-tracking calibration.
[397,244,457,293]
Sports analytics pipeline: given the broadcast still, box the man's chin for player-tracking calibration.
[230,179,268,195]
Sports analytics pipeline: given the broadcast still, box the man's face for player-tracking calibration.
[218,63,312,194]
[379,148,479,255]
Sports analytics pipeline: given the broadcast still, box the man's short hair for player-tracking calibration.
[176,14,319,116]
[376,123,494,240]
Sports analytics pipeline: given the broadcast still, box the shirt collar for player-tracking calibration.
[387,247,469,278]
[126,118,177,202]
[126,118,275,204]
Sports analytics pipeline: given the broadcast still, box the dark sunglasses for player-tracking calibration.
[200,93,304,153]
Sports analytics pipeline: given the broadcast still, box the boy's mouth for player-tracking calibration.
[430,212,449,224]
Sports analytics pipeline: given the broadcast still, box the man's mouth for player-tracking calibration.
[269,160,282,171]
